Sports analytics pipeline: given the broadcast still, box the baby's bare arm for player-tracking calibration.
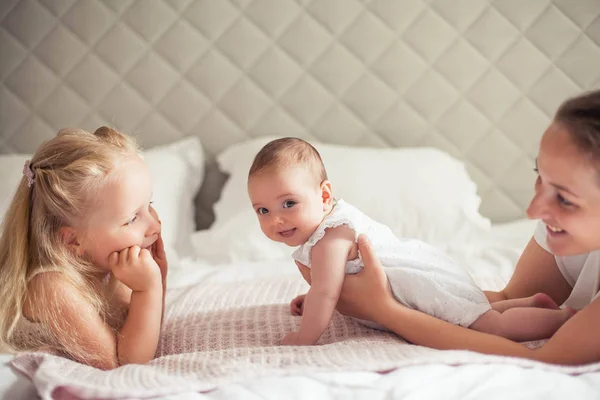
[295,226,355,345]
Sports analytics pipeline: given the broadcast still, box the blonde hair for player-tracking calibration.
[0,126,139,364]
[248,137,328,182]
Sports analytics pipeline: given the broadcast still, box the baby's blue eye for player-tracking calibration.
[257,207,268,215]
[126,215,138,225]
[283,200,296,208]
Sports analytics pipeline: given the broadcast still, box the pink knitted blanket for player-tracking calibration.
[11,276,600,400]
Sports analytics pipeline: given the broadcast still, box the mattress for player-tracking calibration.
[3,219,600,400]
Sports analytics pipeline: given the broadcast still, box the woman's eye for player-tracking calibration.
[257,207,268,215]
[557,194,573,207]
[283,200,296,208]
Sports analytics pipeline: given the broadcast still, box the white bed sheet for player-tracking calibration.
[4,219,600,400]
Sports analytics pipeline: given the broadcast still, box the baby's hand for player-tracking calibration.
[281,331,301,346]
[109,246,161,292]
[290,294,306,316]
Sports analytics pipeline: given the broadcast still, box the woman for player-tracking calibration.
[298,89,600,365]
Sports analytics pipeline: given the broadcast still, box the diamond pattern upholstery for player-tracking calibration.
[1,0,600,222]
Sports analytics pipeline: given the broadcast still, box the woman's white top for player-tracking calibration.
[534,221,600,310]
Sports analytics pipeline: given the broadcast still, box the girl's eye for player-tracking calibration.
[283,200,296,208]
[257,207,268,215]
[148,201,154,210]
[533,167,539,174]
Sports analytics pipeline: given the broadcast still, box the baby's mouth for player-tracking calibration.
[279,228,296,238]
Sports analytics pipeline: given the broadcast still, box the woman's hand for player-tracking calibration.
[338,234,394,321]
[296,234,396,323]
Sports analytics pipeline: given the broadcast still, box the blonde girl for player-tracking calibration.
[0,127,167,370]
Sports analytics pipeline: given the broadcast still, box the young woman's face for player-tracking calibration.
[77,155,161,270]
[527,122,600,256]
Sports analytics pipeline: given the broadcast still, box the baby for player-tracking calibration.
[247,137,576,346]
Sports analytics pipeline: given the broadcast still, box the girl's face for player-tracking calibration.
[527,122,600,256]
[77,155,161,270]
[248,166,333,247]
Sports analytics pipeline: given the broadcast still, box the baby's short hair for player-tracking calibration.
[249,137,328,182]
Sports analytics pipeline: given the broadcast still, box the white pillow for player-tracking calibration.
[144,136,204,260]
[0,136,204,263]
[192,136,491,263]
[0,154,29,222]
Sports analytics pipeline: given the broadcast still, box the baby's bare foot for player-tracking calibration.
[564,306,578,319]
[531,293,560,310]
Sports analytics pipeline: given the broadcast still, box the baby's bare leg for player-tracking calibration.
[469,306,577,341]
[491,293,559,313]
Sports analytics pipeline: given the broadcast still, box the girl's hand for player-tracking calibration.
[109,246,161,292]
[290,294,306,316]
[148,206,168,283]
[151,232,168,283]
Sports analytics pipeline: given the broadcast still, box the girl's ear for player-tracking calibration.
[320,180,333,211]
[58,227,83,255]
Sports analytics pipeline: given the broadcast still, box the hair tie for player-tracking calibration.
[23,160,35,187]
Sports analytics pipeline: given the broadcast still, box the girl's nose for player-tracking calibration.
[146,207,161,237]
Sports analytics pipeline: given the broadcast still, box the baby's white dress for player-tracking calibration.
[292,199,491,328]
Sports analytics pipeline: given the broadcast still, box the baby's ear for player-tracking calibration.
[320,180,333,211]
[58,226,83,255]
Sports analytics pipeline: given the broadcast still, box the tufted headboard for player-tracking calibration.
[1,0,599,226]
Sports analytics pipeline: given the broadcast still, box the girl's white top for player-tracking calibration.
[534,220,600,310]
[292,199,490,327]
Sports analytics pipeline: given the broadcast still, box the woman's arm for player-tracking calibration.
[484,237,572,305]
[287,226,354,345]
[336,235,599,365]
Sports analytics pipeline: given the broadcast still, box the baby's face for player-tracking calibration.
[248,166,330,247]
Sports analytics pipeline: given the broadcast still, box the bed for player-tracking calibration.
[3,218,600,399]
[2,0,600,399]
